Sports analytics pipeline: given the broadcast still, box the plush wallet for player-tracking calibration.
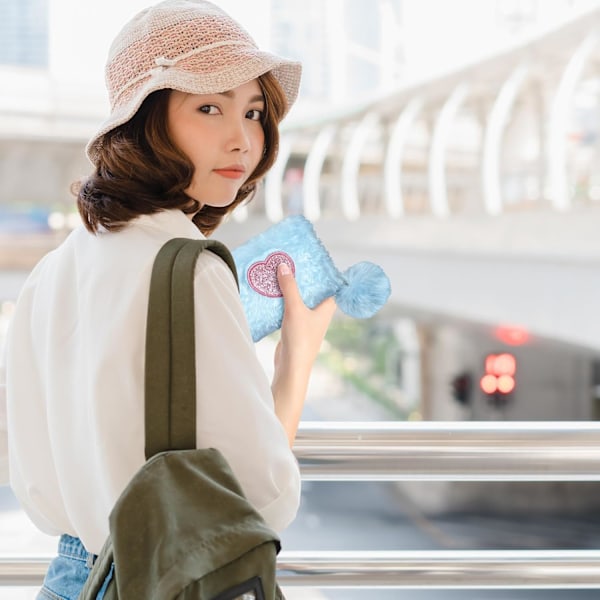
[232,215,391,342]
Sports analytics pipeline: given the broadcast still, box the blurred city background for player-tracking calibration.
[2,0,600,598]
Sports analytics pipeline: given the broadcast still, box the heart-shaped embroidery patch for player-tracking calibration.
[247,251,295,298]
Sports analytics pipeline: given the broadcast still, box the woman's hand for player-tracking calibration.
[271,262,336,446]
[275,262,336,373]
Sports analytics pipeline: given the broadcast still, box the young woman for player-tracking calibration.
[0,1,336,597]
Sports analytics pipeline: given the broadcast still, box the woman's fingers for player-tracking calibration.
[276,262,301,309]
[277,262,336,319]
[276,262,336,363]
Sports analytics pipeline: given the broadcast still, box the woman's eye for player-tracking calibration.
[246,109,263,121]
[199,105,220,115]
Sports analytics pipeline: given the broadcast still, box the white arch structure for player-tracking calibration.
[428,83,470,218]
[303,125,337,220]
[383,97,423,218]
[249,11,600,223]
[547,32,599,211]
[340,112,380,220]
[482,64,530,216]
[264,135,294,222]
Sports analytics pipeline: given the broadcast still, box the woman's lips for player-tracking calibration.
[214,168,245,179]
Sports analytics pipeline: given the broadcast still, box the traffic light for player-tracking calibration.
[451,371,473,405]
[480,352,516,406]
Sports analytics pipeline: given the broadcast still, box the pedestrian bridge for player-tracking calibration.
[215,6,600,352]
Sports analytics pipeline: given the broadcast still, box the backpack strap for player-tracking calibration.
[144,237,238,460]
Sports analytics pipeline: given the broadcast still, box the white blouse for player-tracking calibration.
[0,209,300,554]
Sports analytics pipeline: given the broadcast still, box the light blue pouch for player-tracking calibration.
[232,215,391,342]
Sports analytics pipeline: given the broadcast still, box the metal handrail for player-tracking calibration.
[0,558,47,587]
[3,551,600,588]
[3,422,600,589]
[277,550,600,588]
[295,421,600,481]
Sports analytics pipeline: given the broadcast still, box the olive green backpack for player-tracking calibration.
[80,237,285,600]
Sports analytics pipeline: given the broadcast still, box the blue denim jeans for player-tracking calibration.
[37,534,113,600]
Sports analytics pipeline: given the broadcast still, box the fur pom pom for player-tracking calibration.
[336,262,391,319]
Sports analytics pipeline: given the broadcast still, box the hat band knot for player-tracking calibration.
[154,56,178,68]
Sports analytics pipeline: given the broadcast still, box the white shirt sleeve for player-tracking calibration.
[191,251,301,533]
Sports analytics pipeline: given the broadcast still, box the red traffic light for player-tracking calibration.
[484,353,516,377]
[480,353,516,395]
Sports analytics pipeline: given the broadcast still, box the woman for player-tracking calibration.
[0,1,336,597]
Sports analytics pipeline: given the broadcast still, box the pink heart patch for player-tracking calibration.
[247,252,295,298]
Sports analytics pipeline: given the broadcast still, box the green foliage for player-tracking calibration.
[318,316,409,419]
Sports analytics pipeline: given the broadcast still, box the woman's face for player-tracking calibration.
[167,79,266,208]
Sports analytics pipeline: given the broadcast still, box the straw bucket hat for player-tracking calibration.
[86,0,302,163]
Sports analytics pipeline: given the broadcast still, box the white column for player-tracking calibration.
[303,125,337,221]
[482,65,529,216]
[547,32,599,211]
[383,97,423,218]
[264,135,294,222]
[341,113,379,221]
[428,83,470,218]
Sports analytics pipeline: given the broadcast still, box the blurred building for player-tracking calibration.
[0,0,48,67]
[269,0,404,112]
[264,0,600,114]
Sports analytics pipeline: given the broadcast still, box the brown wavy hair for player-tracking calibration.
[75,71,287,235]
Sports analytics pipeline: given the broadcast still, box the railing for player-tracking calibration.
[4,550,600,588]
[294,421,600,481]
[3,421,600,589]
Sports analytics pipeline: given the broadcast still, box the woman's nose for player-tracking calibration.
[226,119,251,153]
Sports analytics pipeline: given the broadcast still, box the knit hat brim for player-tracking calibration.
[85,0,302,164]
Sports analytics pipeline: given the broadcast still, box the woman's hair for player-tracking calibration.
[75,71,288,236]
